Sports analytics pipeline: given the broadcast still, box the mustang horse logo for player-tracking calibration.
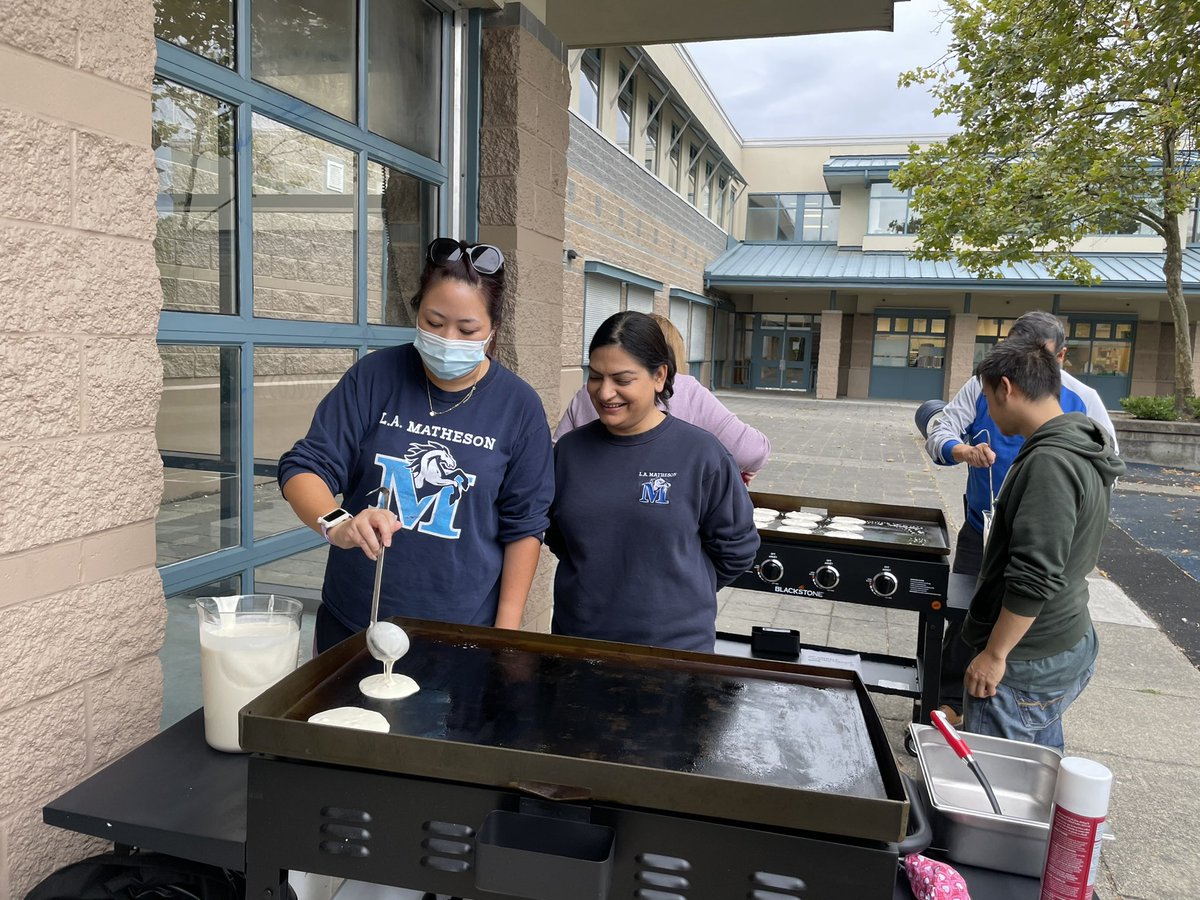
[374,441,477,539]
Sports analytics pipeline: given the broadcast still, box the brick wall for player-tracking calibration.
[562,115,728,381]
[0,1,166,894]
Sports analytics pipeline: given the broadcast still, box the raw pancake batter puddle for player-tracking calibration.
[307,707,390,732]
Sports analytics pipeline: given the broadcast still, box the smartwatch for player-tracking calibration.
[317,507,353,542]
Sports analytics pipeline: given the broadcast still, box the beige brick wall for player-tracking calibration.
[479,20,569,634]
[0,2,165,895]
[945,313,978,400]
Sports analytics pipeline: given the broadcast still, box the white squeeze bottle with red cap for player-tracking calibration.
[1039,757,1113,900]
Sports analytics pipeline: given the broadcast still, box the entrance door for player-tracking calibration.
[753,316,812,389]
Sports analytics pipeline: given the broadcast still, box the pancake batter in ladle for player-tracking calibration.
[358,486,420,700]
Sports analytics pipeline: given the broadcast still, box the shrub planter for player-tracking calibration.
[1112,416,1200,469]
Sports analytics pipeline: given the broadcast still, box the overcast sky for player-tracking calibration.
[684,0,957,140]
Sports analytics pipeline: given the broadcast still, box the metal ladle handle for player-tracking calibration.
[364,486,393,629]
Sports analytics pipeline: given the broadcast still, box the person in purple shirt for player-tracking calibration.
[555,313,771,483]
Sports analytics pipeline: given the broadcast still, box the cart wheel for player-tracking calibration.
[903,729,917,758]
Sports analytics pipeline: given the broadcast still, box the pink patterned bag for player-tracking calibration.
[902,853,972,899]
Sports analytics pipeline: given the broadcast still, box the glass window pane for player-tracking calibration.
[1114,322,1134,339]
[801,206,822,241]
[746,208,778,241]
[997,319,1013,337]
[777,204,796,241]
[822,206,839,241]
[1093,322,1112,339]
[910,336,945,369]
[976,318,996,337]
[252,0,355,122]
[931,318,946,334]
[154,80,237,315]
[157,345,240,566]
[759,364,781,385]
[252,115,357,322]
[1063,342,1090,374]
[253,347,357,538]
[616,77,633,153]
[578,51,600,126]
[876,317,891,332]
[367,163,436,326]
[761,335,782,360]
[869,197,909,234]
[689,304,707,361]
[368,0,442,159]
[1073,322,1091,339]
[894,317,909,332]
[155,0,234,67]
[748,194,775,210]
[256,545,329,603]
[761,313,786,329]
[1090,341,1132,375]
[786,334,806,363]
[872,334,908,366]
[913,318,928,333]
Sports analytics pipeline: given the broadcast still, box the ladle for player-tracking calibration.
[361,486,406,664]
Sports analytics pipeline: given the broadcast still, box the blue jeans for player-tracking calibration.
[962,660,1095,753]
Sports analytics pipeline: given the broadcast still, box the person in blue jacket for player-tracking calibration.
[548,311,760,652]
[925,310,1118,723]
[278,239,554,652]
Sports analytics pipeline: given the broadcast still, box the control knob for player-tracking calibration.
[812,564,840,590]
[869,571,899,598]
[758,558,785,584]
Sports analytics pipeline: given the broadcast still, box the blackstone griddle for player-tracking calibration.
[242,620,914,899]
[730,493,953,724]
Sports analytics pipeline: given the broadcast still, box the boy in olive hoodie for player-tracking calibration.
[961,338,1124,751]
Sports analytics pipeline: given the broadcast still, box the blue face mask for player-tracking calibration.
[415,326,492,380]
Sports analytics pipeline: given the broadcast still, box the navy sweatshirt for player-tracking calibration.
[278,344,554,632]
[548,416,760,652]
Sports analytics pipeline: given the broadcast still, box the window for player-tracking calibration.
[1089,208,1157,236]
[746,193,839,241]
[701,162,713,217]
[577,49,600,126]
[583,275,621,363]
[644,97,659,174]
[974,316,1019,366]
[867,183,920,234]
[1063,319,1136,378]
[616,65,634,154]
[153,0,445,606]
[666,124,680,190]
[687,144,698,204]
[872,314,946,368]
[1190,198,1200,244]
[715,176,726,229]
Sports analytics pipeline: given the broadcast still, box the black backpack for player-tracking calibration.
[24,852,245,900]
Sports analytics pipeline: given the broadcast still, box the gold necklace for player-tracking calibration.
[427,372,480,417]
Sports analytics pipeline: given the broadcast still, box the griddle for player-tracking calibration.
[241,619,909,843]
[749,491,950,555]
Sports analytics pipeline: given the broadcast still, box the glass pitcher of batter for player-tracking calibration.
[196,594,303,752]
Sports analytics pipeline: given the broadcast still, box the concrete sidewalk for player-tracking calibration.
[714,392,1199,900]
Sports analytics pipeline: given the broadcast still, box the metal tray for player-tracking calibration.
[909,724,1072,877]
[241,619,910,843]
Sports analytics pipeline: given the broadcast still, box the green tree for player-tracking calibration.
[894,0,1200,415]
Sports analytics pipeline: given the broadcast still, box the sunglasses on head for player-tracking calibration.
[427,238,505,276]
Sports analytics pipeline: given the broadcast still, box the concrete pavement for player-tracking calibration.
[714,392,1200,900]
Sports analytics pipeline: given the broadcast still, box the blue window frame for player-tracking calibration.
[153,0,471,601]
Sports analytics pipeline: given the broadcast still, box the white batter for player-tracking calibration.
[830,516,866,526]
[359,659,420,699]
[307,707,391,732]
[200,619,300,753]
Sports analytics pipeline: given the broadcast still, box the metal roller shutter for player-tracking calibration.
[625,285,654,314]
[583,274,621,363]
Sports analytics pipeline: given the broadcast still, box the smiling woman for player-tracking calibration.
[547,312,760,652]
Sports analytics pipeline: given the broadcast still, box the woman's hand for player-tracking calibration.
[328,507,403,561]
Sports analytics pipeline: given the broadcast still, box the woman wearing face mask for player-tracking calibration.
[547,311,760,652]
[279,238,554,652]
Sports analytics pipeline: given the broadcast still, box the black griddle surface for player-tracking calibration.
[242,622,908,840]
[287,636,884,798]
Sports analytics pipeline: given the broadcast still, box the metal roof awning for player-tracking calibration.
[544,0,903,49]
[822,155,910,192]
[705,242,1200,294]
